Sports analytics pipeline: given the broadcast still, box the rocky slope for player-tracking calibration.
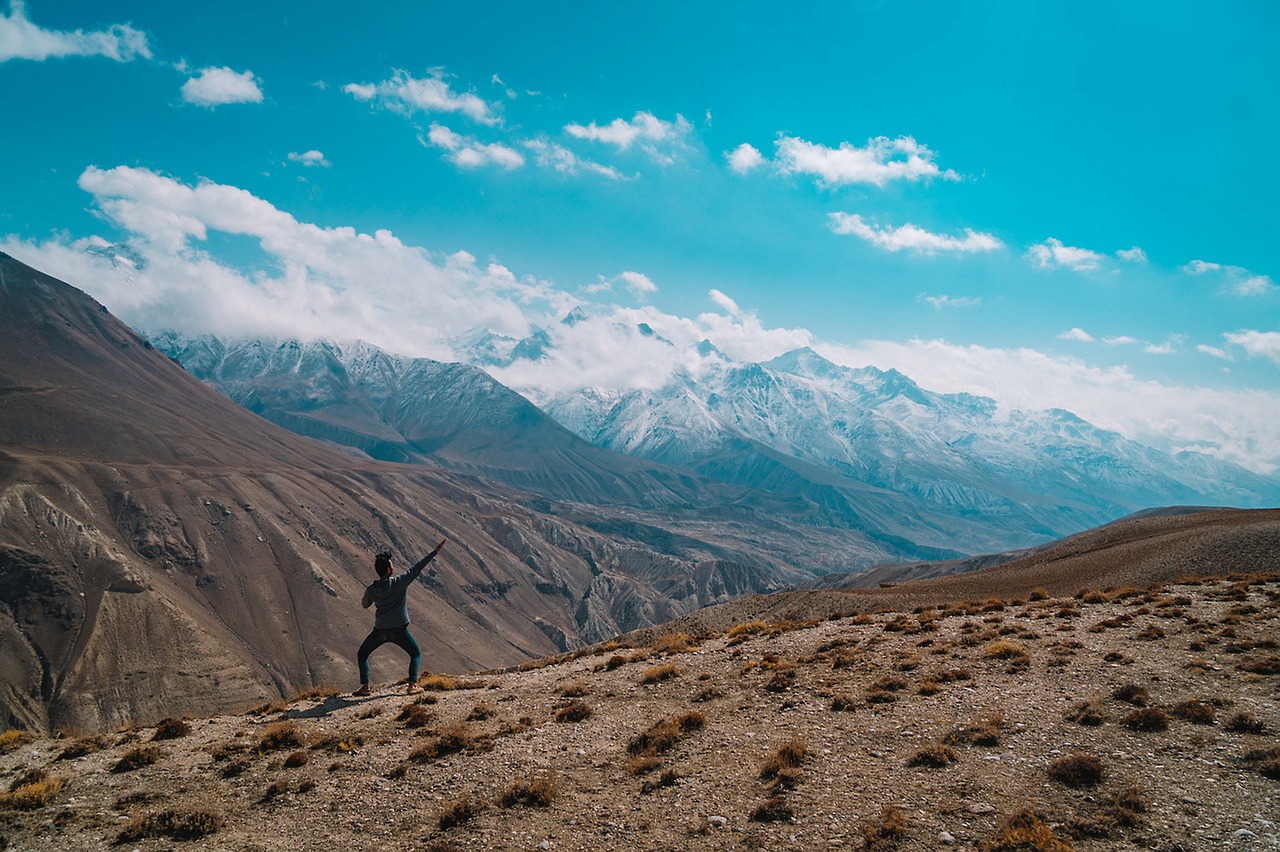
[1,559,1276,850]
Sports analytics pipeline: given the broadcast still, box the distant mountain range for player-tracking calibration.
[155,330,1280,564]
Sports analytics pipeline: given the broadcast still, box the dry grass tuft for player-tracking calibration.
[1171,699,1216,725]
[728,620,767,639]
[57,735,106,761]
[861,804,909,850]
[1112,682,1149,706]
[397,703,434,728]
[1047,753,1105,787]
[112,745,162,773]
[640,662,680,684]
[651,632,697,654]
[1065,699,1107,726]
[1121,706,1170,732]
[979,809,1071,851]
[438,796,484,829]
[500,773,557,808]
[749,795,793,823]
[0,729,32,754]
[0,770,65,810]
[117,809,224,843]
[555,700,592,723]
[421,674,459,691]
[759,737,807,780]
[410,722,473,762]
[1227,712,1266,735]
[557,680,589,698]
[151,717,191,741]
[257,721,305,753]
[908,743,958,768]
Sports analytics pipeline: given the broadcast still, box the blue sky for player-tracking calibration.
[2,1,1279,471]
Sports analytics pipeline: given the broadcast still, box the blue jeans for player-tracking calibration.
[357,625,421,684]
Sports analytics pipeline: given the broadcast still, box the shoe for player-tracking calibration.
[352,684,371,697]
[405,684,423,695]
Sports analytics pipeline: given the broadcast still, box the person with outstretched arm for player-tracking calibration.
[353,539,446,696]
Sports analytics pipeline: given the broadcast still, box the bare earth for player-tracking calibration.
[2,570,1278,851]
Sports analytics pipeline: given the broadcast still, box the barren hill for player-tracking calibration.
[1,568,1276,850]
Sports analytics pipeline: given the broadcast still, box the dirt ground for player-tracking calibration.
[2,572,1278,851]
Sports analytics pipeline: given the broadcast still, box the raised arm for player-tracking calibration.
[410,539,448,577]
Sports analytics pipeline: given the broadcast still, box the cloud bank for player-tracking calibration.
[829,213,1002,254]
[4,167,1276,473]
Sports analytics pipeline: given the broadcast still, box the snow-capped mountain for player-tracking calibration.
[543,345,1280,551]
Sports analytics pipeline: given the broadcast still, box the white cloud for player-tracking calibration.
[0,1,150,62]
[1059,328,1095,343]
[1143,341,1175,355]
[344,69,498,125]
[708,289,740,317]
[829,213,1002,255]
[1182,259,1276,296]
[1026,238,1105,272]
[1225,330,1280,365]
[817,337,1280,473]
[524,138,624,180]
[564,111,692,163]
[1103,336,1138,346]
[918,293,981,309]
[726,143,766,174]
[617,271,657,299]
[287,150,330,168]
[774,135,960,188]
[1197,344,1231,360]
[1117,246,1148,263]
[181,67,263,107]
[425,124,524,170]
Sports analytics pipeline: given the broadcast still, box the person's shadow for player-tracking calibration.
[286,693,364,719]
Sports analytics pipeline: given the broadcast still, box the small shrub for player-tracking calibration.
[258,721,305,753]
[466,702,495,721]
[759,737,807,780]
[640,663,679,684]
[439,796,483,829]
[0,771,65,810]
[862,805,909,850]
[604,654,628,670]
[1029,588,1050,601]
[947,714,1004,746]
[830,694,858,712]
[749,795,793,823]
[627,754,663,776]
[1048,753,1105,787]
[1065,699,1107,726]
[1243,746,1280,780]
[1238,654,1280,675]
[117,809,224,842]
[639,769,680,795]
[112,745,161,773]
[1227,712,1266,735]
[728,620,767,639]
[421,674,459,691]
[1121,707,1170,732]
[284,749,309,768]
[1171,700,1216,725]
[259,780,290,803]
[151,717,191,741]
[0,729,32,753]
[500,773,556,808]
[410,723,472,762]
[58,736,106,760]
[980,809,1071,851]
[555,700,592,723]
[908,743,958,768]
[984,640,1028,660]
[397,703,434,728]
[651,632,697,654]
[917,677,943,696]
[765,667,796,692]
[1112,683,1149,706]
[557,680,589,697]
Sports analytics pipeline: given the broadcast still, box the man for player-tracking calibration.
[354,539,446,696]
